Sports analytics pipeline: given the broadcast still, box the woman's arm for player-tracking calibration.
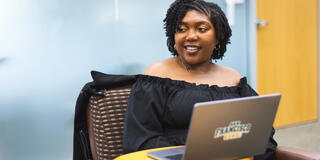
[122,79,173,154]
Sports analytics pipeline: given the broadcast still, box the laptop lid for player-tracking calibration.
[183,93,281,160]
[147,93,281,160]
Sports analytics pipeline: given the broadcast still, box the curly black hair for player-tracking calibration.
[163,0,232,60]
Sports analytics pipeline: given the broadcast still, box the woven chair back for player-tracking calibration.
[87,85,132,160]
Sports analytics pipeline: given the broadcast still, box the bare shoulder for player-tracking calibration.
[143,58,173,77]
[214,65,243,85]
[219,65,242,79]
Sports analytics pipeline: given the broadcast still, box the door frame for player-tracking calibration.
[247,0,257,90]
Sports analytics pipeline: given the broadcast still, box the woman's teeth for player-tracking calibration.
[185,46,199,52]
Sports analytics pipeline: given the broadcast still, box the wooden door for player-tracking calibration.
[257,0,318,127]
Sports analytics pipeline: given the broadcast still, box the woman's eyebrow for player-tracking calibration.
[195,21,211,26]
[178,22,188,25]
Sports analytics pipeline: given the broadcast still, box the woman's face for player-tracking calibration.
[174,10,217,65]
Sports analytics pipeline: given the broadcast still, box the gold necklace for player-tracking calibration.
[177,57,191,72]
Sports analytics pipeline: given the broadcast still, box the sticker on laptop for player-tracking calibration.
[214,121,251,141]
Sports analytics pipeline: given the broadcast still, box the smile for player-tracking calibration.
[184,45,201,54]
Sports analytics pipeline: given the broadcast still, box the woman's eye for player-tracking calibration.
[177,26,187,32]
[198,27,208,32]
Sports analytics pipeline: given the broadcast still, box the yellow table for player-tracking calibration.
[114,146,253,160]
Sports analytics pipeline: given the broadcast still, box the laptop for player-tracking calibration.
[147,93,281,160]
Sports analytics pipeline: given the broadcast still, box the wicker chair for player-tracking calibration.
[87,85,132,160]
[86,85,320,160]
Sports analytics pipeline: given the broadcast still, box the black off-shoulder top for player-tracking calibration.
[123,75,277,160]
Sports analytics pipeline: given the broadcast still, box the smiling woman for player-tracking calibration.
[142,0,238,87]
[174,10,217,67]
[122,0,278,160]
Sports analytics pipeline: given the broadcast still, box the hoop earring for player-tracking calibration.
[174,44,177,50]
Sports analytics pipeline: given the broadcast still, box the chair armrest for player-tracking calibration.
[275,146,320,160]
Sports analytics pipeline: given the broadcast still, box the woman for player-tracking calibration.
[123,0,277,159]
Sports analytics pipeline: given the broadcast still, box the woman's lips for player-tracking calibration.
[184,46,200,54]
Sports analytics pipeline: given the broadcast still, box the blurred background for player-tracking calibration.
[0,0,319,159]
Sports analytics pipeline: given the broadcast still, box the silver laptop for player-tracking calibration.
[147,93,281,160]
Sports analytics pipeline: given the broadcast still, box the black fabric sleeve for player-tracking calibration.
[239,81,278,160]
[122,80,173,154]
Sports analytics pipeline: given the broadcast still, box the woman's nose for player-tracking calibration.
[186,30,198,41]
